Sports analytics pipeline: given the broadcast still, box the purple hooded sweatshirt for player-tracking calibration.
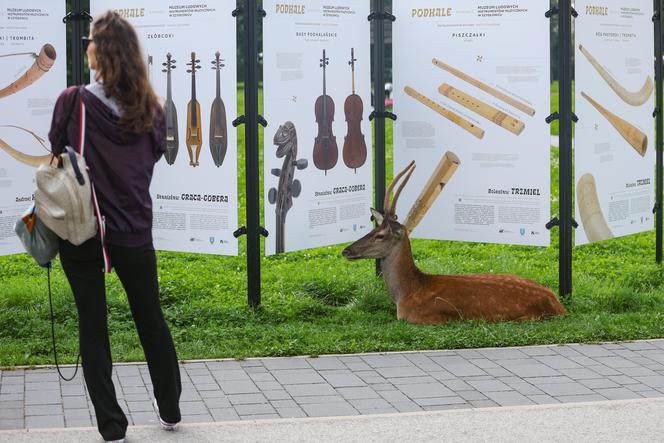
[48,86,166,247]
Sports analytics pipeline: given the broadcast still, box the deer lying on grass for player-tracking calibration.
[342,161,566,325]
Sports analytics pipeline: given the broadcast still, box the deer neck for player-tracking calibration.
[380,235,422,305]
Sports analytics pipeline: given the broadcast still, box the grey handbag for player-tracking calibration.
[14,203,59,267]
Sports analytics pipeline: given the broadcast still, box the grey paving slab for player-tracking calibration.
[300,402,358,417]
[335,387,379,400]
[2,340,664,433]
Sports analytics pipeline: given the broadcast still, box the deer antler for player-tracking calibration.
[390,162,416,215]
[384,160,415,216]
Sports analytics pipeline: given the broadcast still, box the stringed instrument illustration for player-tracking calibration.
[186,52,203,167]
[268,122,308,254]
[162,53,179,165]
[313,49,338,175]
[209,51,228,167]
[342,48,367,173]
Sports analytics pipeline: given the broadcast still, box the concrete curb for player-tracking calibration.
[2,398,663,442]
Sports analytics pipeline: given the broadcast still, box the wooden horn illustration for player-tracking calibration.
[432,58,536,116]
[581,91,648,157]
[577,173,614,243]
[438,83,525,136]
[578,45,653,107]
[404,151,460,233]
[404,86,485,139]
[0,44,57,100]
[0,136,51,167]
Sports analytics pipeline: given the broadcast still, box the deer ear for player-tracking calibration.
[370,208,384,225]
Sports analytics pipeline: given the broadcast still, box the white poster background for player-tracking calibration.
[393,2,551,246]
[263,1,373,255]
[0,1,66,256]
[91,1,238,255]
[574,1,655,246]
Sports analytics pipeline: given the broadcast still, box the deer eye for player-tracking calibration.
[375,233,385,240]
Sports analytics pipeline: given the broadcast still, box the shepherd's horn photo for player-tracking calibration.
[577,173,614,243]
[578,44,653,107]
[0,44,57,100]
[0,136,52,167]
[581,92,648,157]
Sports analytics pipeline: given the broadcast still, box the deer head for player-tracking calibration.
[343,161,416,260]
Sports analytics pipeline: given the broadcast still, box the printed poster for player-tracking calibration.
[91,1,239,255]
[393,2,551,246]
[0,1,67,256]
[263,1,373,255]
[574,0,655,246]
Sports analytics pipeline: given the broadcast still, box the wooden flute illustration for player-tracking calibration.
[581,91,648,157]
[404,86,485,139]
[439,84,525,136]
[186,52,203,167]
[162,53,179,165]
[577,173,614,243]
[578,45,653,107]
[432,58,536,116]
[404,151,461,234]
[209,51,228,168]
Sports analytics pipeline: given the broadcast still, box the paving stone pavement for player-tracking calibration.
[2,339,664,431]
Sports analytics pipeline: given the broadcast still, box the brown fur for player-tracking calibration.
[342,160,566,325]
[380,234,566,325]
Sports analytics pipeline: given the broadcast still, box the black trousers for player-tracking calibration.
[59,238,181,441]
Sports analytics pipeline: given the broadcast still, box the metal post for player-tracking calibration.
[72,0,85,86]
[244,0,262,307]
[373,0,387,276]
[655,0,663,263]
[558,0,574,297]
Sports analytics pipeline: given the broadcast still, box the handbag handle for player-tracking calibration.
[64,146,86,186]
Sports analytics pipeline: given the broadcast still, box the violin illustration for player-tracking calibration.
[342,48,367,173]
[162,53,179,166]
[268,122,308,253]
[209,51,228,168]
[186,52,203,167]
[313,50,338,175]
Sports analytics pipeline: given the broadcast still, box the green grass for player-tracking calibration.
[2,82,663,367]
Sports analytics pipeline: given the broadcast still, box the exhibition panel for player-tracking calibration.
[90,1,239,255]
[263,0,374,255]
[0,1,67,256]
[393,1,552,247]
[574,0,656,245]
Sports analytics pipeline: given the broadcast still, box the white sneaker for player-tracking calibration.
[105,439,125,443]
[153,399,179,431]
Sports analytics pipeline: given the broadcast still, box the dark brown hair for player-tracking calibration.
[91,11,159,133]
